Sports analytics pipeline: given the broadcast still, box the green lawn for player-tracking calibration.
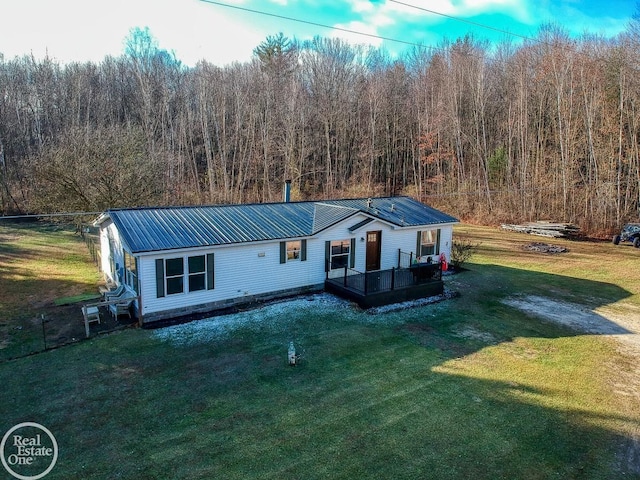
[0,222,102,359]
[1,224,639,479]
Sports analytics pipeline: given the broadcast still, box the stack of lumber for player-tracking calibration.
[500,221,580,238]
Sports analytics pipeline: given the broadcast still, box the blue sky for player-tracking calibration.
[1,0,636,67]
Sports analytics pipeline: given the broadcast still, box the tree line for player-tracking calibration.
[1,22,640,235]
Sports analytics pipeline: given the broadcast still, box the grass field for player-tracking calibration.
[0,223,639,479]
[0,222,102,359]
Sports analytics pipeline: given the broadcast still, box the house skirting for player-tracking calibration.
[140,283,325,326]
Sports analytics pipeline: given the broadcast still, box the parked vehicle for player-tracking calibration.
[612,223,640,248]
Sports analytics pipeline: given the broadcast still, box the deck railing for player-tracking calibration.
[328,262,442,296]
[398,249,415,269]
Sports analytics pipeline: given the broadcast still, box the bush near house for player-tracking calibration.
[449,238,480,270]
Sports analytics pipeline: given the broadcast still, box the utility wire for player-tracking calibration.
[198,0,608,65]
[199,0,441,52]
[0,212,102,220]
[387,0,536,42]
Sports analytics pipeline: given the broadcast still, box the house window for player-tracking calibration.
[124,251,138,293]
[280,240,307,263]
[419,229,440,257]
[165,257,184,295]
[286,241,301,261]
[156,253,214,298]
[188,255,206,292]
[330,239,351,269]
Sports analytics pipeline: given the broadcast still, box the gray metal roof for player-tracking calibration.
[103,196,458,254]
[312,203,358,233]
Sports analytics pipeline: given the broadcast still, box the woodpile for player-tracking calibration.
[500,221,580,238]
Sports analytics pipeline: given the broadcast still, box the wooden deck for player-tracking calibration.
[325,264,444,308]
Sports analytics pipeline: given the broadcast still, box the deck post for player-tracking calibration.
[343,266,348,287]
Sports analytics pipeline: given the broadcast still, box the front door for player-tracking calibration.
[366,231,381,271]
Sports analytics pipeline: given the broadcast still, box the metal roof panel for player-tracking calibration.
[104,196,457,253]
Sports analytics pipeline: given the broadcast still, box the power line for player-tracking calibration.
[387,0,535,43]
[0,211,102,220]
[199,0,441,52]
[199,0,612,66]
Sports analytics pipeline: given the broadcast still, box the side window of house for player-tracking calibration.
[156,253,215,298]
[188,255,206,292]
[123,251,138,293]
[418,229,440,257]
[280,240,307,263]
[287,241,301,261]
[165,257,184,295]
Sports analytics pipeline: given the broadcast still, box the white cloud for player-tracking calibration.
[458,0,532,23]
[330,20,384,48]
[352,0,375,14]
[0,0,268,67]
[368,0,532,26]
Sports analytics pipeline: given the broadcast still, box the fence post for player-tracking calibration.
[343,266,348,287]
[397,248,401,268]
[82,306,90,338]
[391,267,395,290]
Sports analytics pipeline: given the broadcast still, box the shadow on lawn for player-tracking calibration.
[386,264,640,477]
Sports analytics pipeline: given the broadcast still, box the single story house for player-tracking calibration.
[95,195,458,324]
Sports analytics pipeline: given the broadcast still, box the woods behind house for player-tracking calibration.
[2,22,640,235]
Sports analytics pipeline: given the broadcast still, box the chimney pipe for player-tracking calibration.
[283,179,292,203]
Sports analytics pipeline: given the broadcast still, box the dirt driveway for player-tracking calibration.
[502,295,640,353]
[503,295,640,475]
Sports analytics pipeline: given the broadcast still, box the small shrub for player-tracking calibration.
[450,239,480,270]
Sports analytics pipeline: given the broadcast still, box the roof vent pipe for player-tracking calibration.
[283,179,292,203]
[366,198,372,208]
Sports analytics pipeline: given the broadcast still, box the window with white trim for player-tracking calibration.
[165,257,184,295]
[286,241,301,261]
[330,239,351,269]
[419,229,438,257]
[156,254,214,298]
[124,251,138,293]
[188,255,206,292]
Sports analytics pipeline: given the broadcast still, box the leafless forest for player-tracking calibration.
[1,22,640,234]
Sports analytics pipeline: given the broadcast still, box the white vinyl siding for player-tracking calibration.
[139,240,316,316]
[133,214,455,318]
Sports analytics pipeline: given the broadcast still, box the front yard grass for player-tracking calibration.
[0,223,639,479]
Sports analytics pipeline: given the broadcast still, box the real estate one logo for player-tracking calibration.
[1,422,58,480]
